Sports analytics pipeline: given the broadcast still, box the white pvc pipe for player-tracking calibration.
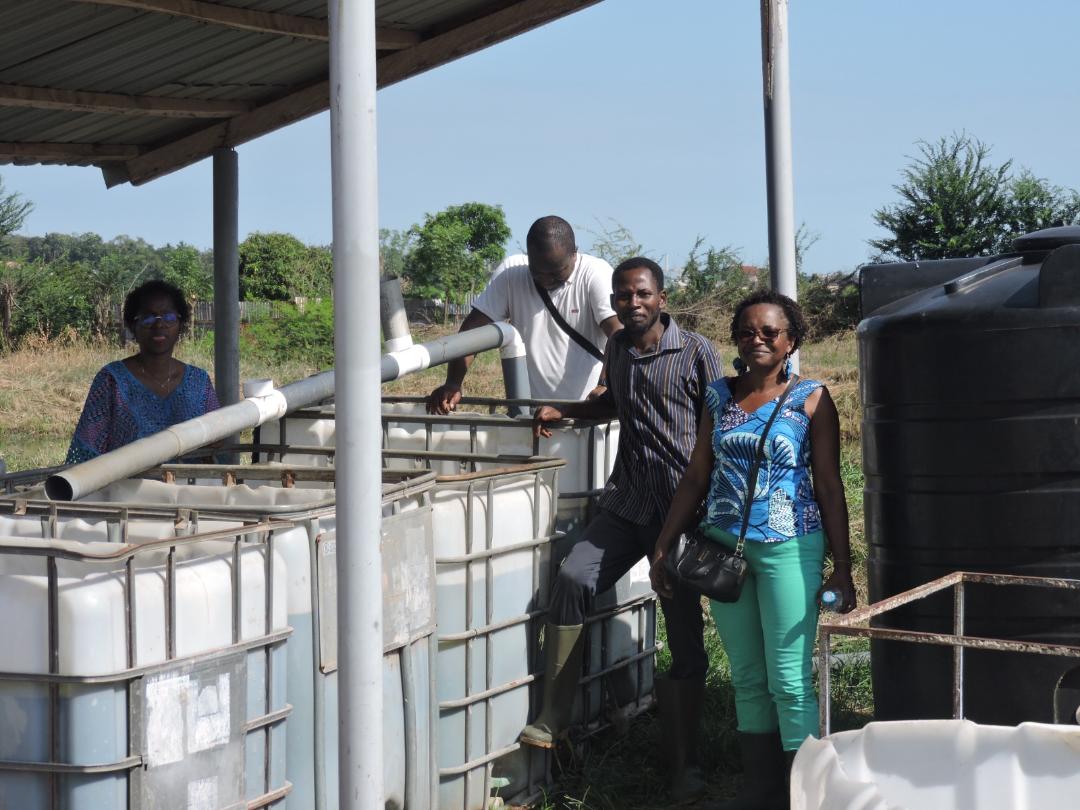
[44,319,520,502]
[379,321,523,381]
[761,0,800,373]
[329,0,383,807]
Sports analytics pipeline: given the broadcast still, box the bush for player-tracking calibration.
[11,261,95,340]
[240,299,334,368]
[798,272,860,339]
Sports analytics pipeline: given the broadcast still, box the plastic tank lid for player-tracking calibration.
[1012,225,1080,253]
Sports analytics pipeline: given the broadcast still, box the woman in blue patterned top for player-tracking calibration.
[66,280,220,464]
[651,290,854,809]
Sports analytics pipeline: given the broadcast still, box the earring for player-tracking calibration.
[783,355,793,380]
[733,357,747,375]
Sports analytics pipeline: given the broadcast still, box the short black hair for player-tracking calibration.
[526,215,576,254]
[730,289,808,350]
[613,256,664,291]
[124,279,191,334]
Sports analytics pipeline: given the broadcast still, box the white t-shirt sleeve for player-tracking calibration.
[586,258,617,325]
[472,259,512,321]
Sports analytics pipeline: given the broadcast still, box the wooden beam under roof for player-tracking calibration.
[377,0,602,86]
[0,142,141,161]
[71,0,421,49]
[113,0,602,186]
[0,83,253,117]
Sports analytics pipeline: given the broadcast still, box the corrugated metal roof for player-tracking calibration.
[0,0,600,181]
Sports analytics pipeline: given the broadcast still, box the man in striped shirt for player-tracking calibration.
[521,256,723,802]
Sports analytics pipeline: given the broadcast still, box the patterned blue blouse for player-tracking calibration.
[702,377,823,543]
[66,360,220,464]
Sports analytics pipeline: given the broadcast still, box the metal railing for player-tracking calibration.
[818,570,1080,736]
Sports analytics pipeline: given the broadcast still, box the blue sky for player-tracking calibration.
[6,0,1080,276]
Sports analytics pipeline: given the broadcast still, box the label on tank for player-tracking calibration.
[134,652,246,809]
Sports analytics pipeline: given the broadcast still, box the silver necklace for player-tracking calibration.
[137,357,176,392]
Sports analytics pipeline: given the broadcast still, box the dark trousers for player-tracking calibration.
[548,508,708,680]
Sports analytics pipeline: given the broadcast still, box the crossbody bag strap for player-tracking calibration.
[532,280,605,362]
[735,375,800,556]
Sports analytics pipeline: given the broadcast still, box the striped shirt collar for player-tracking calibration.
[613,312,683,358]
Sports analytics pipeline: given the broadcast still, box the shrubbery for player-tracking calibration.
[239,299,335,368]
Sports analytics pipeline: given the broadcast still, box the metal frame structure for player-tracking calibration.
[4,3,802,802]
[818,570,1080,736]
[0,518,293,808]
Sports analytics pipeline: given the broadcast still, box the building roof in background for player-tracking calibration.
[0,0,600,187]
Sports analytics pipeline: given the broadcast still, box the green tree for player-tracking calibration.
[11,260,95,340]
[871,134,1080,261]
[163,243,213,301]
[379,228,413,280]
[0,175,32,252]
[871,134,1011,260]
[0,260,32,350]
[1003,170,1080,240]
[239,232,332,300]
[404,203,511,315]
[585,218,646,267]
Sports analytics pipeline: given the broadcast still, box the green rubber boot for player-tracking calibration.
[519,623,585,748]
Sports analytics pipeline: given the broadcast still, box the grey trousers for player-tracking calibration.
[548,508,708,680]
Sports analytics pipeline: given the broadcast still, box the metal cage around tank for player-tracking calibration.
[0,466,440,810]
[0,516,292,809]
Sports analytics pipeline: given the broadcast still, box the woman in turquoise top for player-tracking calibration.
[652,290,855,810]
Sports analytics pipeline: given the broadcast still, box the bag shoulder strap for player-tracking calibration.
[533,280,604,362]
[734,374,799,555]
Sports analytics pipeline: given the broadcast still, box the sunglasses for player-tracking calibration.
[136,312,180,328]
[736,326,788,342]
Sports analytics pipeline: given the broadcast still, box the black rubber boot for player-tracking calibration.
[654,675,708,804]
[519,623,585,748]
[705,730,787,810]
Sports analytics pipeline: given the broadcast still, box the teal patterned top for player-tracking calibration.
[702,377,823,543]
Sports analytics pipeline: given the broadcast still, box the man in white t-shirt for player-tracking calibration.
[426,216,622,412]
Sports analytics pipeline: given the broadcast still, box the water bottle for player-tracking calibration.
[820,588,842,612]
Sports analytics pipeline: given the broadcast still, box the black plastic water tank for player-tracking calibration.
[859,226,1080,725]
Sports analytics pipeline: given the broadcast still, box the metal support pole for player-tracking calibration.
[760,0,800,371]
[329,1,383,808]
[213,148,241,410]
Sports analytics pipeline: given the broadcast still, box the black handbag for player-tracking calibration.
[665,375,799,602]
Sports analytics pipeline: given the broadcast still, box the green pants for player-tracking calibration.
[704,525,825,751]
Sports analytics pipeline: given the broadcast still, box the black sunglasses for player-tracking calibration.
[735,326,788,342]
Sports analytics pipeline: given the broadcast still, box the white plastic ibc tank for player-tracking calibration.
[0,528,287,810]
[258,405,337,469]
[70,477,339,809]
[429,460,561,810]
[379,398,618,533]
[791,719,1080,810]
[21,472,439,810]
